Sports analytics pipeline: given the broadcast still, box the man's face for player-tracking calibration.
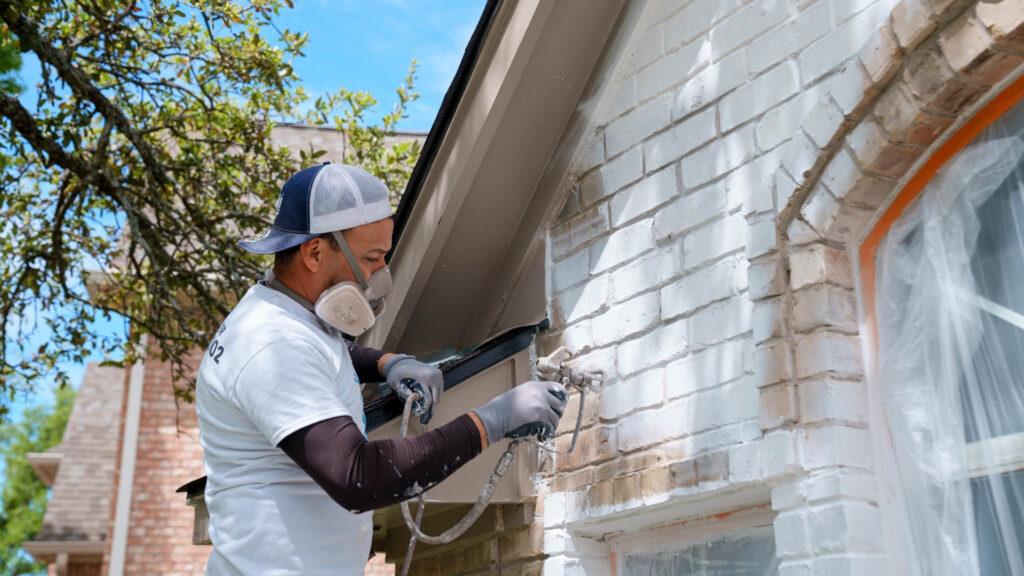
[324,218,394,287]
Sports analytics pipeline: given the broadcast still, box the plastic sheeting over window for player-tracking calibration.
[619,525,778,576]
[876,100,1024,576]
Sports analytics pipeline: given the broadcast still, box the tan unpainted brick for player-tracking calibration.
[612,473,643,505]
[549,467,595,493]
[641,466,671,498]
[587,479,614,510]
[668,459,698,488]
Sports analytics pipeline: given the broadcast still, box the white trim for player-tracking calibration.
[968,432,1024,478]
[107,335,146,576]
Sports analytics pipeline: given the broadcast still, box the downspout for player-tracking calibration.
[107,335,147,576]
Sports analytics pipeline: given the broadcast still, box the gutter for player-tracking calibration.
[389,0,503,255]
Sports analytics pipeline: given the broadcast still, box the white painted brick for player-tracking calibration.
[617,318,689,376]
[543,491,567,528]
[820,147,861,200]
[762,429,798,477]
[808,503,884,554]
[580,148,643,206]
[605,96,672,157]
[691,298,752,350]
[731,151,783,216]
[683,212,747,268]
[795,331,863,379]
[685,380,758,433]
[847,117,891,170]
[806,470,878,504]
[729,439,761,483]
[803,99,845,148]
[643,107,717,171]
[661,257,738,320]
[666,419,761,456]
[752,297,785,344]
[720,61,801,131]
[800,3,893,84]
[755,88,823,152]
[654,182,728,241]
[800,185,841,235]
[573,345,618,384]
[829,61,872,115]
[790,243,854,289]
[892,0,936,49]
[710,0,790,60]
[556,275,609,324]
[797,0,833,49]
[589,218,654,274]
[610,166,678,227]
[552,248,590,293]
[638,40,712,101]
[746,216,778,259]
[774,510,813,558]
[617,400,691,451]
[548,320,594,354]
[792,284,858,333]
[813,555,888,576]
[551,204,609,259]
[575,130,605,174]
[859,24,901,84]
[754,339,792,386]
[747,22,798,74]
[832,0,886,25]
[664,0,744,50]
[543,528,573,555]
[772,480,807,511]
[602,76,638,122]
[592,291,661,347]
[800,376,868,424]
[635,24,665,72]
[748,255,787,300]
[683,125,757,188]
[599,367,664,420]
[787,216,824,246]
[778,561,814,576]
[610,243,683,302]
[782,131,820,183]
[666,340,747,399]
[672,50,747,120]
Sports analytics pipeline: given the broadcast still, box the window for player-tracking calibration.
[874,97,1024,575]
[610,507,778,576]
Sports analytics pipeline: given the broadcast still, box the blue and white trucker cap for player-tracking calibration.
[239,162,393,254]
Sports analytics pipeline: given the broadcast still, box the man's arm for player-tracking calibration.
[345,340,390,383]
[277,412,488,513]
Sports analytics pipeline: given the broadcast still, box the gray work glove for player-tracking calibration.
[384,354,444,420]
[472,380,568,444]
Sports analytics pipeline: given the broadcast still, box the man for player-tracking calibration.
[196,162,566,575]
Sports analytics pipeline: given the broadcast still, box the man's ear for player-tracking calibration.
[300,237,325,273]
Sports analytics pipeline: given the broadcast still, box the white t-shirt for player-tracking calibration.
[196,283,372,575]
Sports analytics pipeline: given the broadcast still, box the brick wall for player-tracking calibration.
[527,0,1024,574]
[535,0,943,574]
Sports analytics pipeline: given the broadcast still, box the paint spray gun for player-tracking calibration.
[534,346,605,452]
[399,378,433,425]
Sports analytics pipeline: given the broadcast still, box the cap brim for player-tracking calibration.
[237,227,318,255]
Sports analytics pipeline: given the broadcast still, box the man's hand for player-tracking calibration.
[471,380,568,445]
[383,355,444,416]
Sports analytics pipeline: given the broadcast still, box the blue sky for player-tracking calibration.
[6,0,485,422]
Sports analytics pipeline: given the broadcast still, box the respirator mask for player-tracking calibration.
[312,231,392,336]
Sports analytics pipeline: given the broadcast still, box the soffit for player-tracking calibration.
[363,0,630,355]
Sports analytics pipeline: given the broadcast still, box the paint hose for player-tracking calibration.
[398,392,518,576]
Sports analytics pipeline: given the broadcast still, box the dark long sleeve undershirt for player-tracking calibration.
[344,340,386,384]
[278,414,483,513]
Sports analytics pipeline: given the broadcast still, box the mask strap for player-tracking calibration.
[263,271,316,313]
[331,231,369,289]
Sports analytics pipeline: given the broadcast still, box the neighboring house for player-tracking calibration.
[28,0,1024,574]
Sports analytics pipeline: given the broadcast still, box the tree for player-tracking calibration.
[0,0,421,415]
[0,386,74,575]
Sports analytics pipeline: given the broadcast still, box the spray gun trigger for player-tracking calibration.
[506,422,554,442]
[400,378,433,425]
